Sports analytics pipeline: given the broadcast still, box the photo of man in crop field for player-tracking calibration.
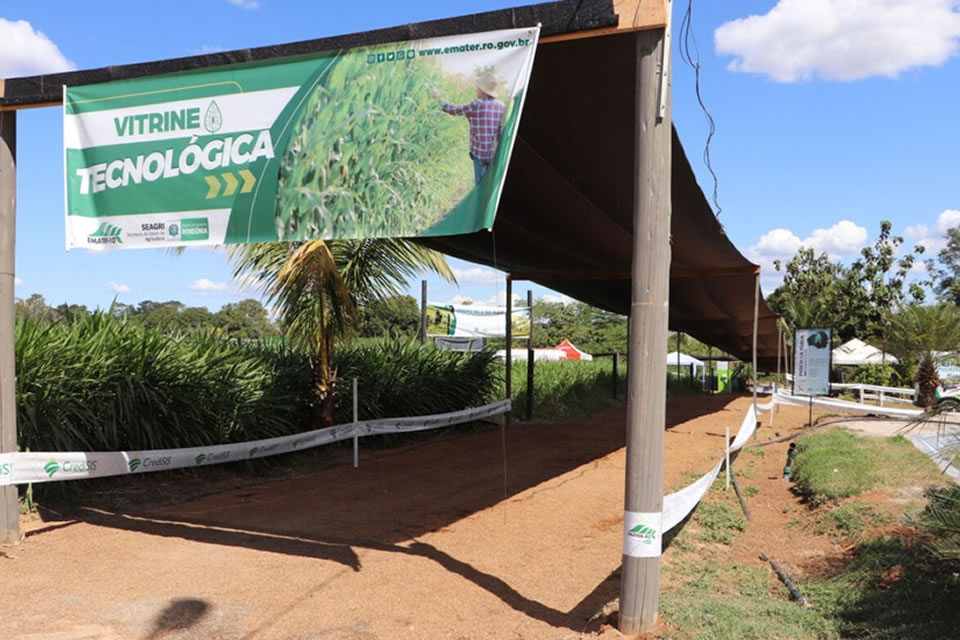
[270,31,536,243]
[435,68,506,184]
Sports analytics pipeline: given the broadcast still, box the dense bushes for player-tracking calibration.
[15,315,500,453]
[333,339,499,423]
[16,313,314,452]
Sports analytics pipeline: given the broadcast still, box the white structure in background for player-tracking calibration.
[832,338,898,366]
[495,339,593,361]
[666,351,705,373]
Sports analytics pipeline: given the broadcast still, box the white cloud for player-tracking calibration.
[490,290,525,307]
[751,228,803,258]
[452,266,504,285]
[748,219,867,293]
[189,44,226,56]
[0,19,75,77]
[540,293,574,305]
[805,220,868,255]
[448,294,476,305]
[14,277,22,287]
[750,220,867,260]
[108,281,131,294]
[715,0,960,82]
[191,278,228,294]
[903,209,960,254]
[225,0,260,8]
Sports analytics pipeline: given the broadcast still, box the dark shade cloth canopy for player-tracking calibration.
[418,29,781,368]
[0,0,779,367]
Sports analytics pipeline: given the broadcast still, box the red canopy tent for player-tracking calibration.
[555,339,593,361]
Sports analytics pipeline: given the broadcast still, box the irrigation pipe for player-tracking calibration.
[730,473,751,521]
[760,552,811,608]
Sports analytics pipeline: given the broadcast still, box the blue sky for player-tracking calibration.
[1,0,958,313]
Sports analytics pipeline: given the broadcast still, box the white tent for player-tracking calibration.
[832,338,898,366]
[667,351,705,371]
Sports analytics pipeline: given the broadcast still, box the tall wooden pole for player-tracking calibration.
[0,110,18,544]
[505,276,513,427]
[619,25,671,636]
[526,289,534,421]
[752,273,759,419]
[420,280,427,345]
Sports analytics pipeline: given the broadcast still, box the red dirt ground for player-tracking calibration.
[0,394,881,639]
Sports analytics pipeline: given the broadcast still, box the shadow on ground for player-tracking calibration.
[40,394,741,633]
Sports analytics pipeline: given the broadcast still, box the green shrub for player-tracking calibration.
[333,339,498,423]
[849,364,900,387]
[16,313,314,452]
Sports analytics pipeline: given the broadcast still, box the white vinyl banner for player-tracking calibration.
[0,400,510,486]
[793,329,832,396]
[426,302,530,338]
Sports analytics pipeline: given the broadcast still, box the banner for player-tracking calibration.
[0,400,511,486]
[64,27,540,249]
[426,302,529,337]
[793,328,832,396]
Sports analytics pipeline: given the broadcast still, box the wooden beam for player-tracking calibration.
[541,0,667,43]
[509,271,630,281]
[670,265,761,278]
[508,264,761,281]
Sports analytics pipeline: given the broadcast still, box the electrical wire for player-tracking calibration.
[678,0,722,217]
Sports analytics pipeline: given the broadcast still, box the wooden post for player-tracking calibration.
[772,324,781,426]
[752,273,759,419]
[0,110,18,544]
[352,377,359,469]
[725,426,731,491]
[420,280,427,346]
[619,26,671,636]
[505,276,513,427]
[613,352,619,398]
[526,289,534,421]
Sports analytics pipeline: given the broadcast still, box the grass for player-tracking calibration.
[660,427,960,640]
[791,428,943,506]
[814,502,891,540]
[503,358,626,419]
[693,502,747,545]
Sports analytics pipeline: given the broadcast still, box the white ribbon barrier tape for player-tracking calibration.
[773,391,922,417]
[661,403,758,533]
[0,400,511,486]
[830,382,914,395]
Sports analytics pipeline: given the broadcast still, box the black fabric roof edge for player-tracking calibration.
[1,0,618,108]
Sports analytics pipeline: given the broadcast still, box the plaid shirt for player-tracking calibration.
[442,97,506,163]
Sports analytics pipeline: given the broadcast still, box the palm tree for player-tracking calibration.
[880,303,960,408]
[229,239,455,424]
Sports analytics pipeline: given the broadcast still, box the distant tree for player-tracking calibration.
[15,294,59,324]
[933,226,960,305]
[880,303,960,407]
[356,295,419,338]
[214,299,278,339]
[532,300,626,354]
[55,303,90,321]
[767,221,926,341]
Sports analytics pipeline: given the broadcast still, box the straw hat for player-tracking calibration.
[475,72,499,98]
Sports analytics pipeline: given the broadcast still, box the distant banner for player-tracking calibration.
[64,27,539,249]
[793,329,832,396]
[426,303,529,337]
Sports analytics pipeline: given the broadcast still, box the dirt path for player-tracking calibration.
[0,395,879,639]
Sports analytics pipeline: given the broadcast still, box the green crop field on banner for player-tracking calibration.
[64,27,539,250]
[426,302,529,338]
